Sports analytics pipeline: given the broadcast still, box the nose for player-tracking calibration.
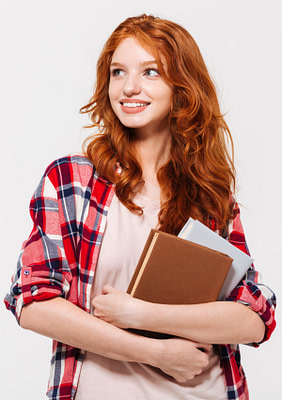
[123,72,141,97]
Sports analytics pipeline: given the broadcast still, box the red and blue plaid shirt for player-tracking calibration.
[5,154,276,400]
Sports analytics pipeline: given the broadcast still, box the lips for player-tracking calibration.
[120,99,150,114]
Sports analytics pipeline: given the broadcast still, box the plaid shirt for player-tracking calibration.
[5,154,276,400]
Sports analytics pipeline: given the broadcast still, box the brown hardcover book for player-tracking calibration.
[127,229,233,305]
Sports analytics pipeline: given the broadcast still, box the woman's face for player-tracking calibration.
[108,37,173,135]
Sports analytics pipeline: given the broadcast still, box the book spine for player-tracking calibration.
[127,229,158,294]
[130,232,159,296]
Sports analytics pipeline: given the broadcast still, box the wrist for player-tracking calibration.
[137,335,165,367]
[129,297,148,329]
[130,299,163,333]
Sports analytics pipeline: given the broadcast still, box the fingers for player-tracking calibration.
[102,285,116,295]
[157,338,213,382]
[162,367,205,383]
[196,343,212,353]
[193,343,211,369]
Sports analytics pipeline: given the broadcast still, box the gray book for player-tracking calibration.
[178,218,253,300]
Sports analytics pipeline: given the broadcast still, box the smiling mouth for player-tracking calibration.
[120,101,150,114]
[121,102,150,108]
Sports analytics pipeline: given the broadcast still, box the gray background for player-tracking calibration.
[1,0,281,398]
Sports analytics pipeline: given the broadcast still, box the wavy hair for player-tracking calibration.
[80,14,236,235]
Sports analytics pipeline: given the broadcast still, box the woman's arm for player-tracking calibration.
[20,296,212,382]
[93,285,265,344]
[137,300,266,344]
[93,204,276,346]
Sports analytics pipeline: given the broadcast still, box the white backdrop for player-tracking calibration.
[1,1,281,399]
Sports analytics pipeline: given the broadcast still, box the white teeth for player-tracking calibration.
[122,102,148,107]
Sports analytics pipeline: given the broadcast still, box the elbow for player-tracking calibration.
[19,307,29,330]
[19,302,35,330]
[251,321,266,344]
[233,303,266,344]
[244,313,266,344]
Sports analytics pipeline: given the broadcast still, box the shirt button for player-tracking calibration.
[24,270,30,276]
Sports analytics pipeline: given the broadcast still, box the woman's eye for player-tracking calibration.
[144,68,160,77]
[111,69,125,77]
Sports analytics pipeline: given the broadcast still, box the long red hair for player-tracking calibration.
[80,14,236,235]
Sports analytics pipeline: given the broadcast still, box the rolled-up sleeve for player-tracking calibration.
[4,172,73,323]
[225,203,276,345]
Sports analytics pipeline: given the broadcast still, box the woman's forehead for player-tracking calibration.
[111,37,166,71]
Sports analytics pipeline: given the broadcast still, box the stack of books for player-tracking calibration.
[127,218,253,304]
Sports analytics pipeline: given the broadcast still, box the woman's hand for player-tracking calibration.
[155,338,212,382]
[92,285,141,329]
[93,285,213,382]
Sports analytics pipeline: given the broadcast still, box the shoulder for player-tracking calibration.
[45,153,93,175]
[43,153,113,190]
[43,153,94,188]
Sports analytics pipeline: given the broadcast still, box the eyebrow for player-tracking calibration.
[110,60,159,68]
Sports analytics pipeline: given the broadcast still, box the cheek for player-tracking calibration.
[108,85,119,113]
[156,83,173,105]
[160,89,173,114]
[108,83,115,104]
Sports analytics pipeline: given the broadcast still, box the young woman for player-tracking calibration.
[5,14,276,400]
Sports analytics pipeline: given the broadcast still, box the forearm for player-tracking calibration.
[20,296,215,383]
[132,300,265,344]
[20,297,160,365]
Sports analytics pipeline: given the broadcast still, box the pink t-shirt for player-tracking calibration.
[75,193,227,400]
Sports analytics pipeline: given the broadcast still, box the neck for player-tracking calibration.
[130,126,172,200]
[132,126,172,172]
